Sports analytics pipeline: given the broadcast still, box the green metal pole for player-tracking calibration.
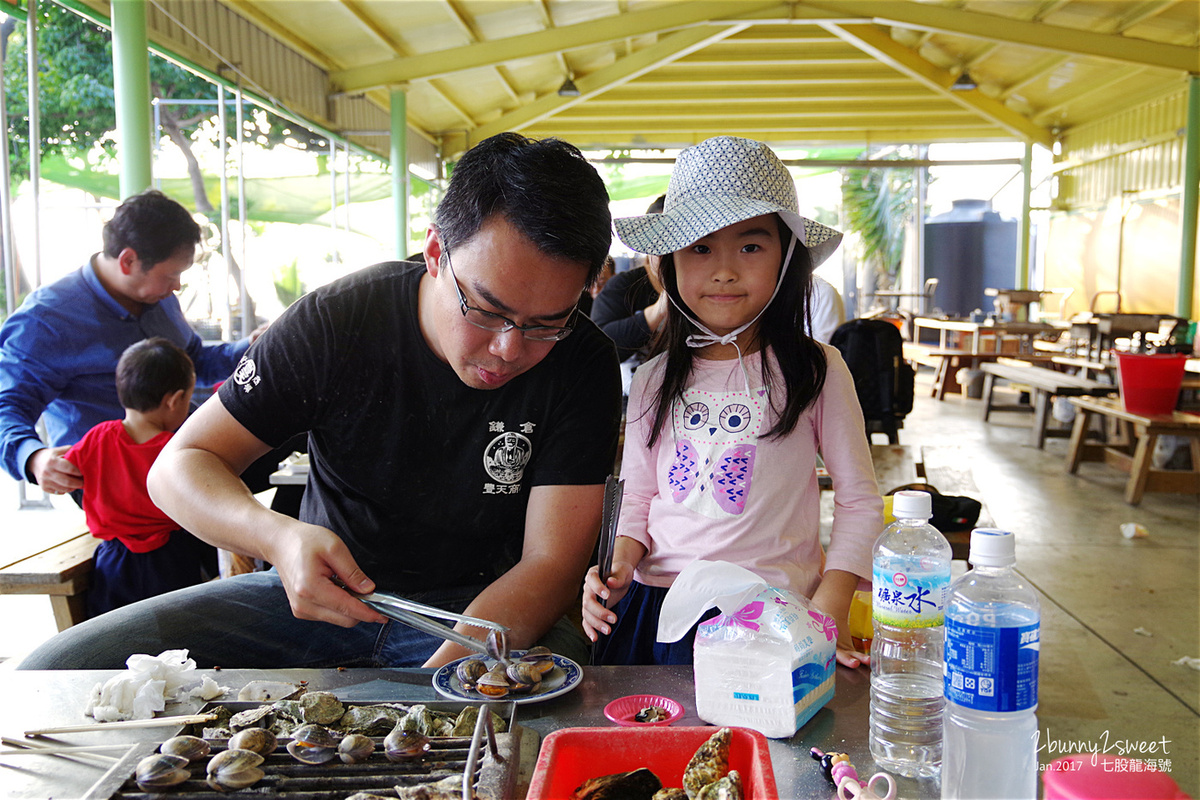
[390,87,409,260]
[111,0,153,197]
[1018,142,1033,291]
[1178,75,1198,320]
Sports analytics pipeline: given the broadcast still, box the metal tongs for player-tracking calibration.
[358,590,511,664]
[597,474,624,609]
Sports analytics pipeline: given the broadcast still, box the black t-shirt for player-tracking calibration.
[590,267,660,362]
[219,261,621,592]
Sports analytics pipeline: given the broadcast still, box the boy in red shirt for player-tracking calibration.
[65,337,217,617]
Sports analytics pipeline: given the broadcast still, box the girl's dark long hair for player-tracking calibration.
[643,216,828,448]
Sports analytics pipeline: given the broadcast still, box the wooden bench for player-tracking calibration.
[0,530,97,631]
[1065,396,1200,505]
[980,360,1117,448]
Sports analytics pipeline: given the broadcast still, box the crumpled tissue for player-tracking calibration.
[85,649,229,722]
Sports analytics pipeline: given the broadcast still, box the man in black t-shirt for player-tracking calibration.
[19,133,621,672]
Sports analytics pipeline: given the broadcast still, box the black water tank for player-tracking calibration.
[924,199,1017,317]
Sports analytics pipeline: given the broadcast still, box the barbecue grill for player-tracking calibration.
[79,701,522,800]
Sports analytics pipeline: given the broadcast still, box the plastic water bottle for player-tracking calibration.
[869,490,952,778]
[942,529,1040,800]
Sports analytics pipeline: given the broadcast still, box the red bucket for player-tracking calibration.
[1115,352,1188,415]
[1042,755,1191,799]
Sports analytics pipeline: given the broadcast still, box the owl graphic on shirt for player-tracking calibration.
[667,385,768,518]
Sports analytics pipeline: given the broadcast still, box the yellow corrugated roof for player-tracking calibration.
[76,0,1199,159]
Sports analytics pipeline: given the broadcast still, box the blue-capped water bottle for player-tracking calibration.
[942,529,1040,800]
[869,490,952,778]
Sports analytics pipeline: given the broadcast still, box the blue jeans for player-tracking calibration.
[18,570,586,670]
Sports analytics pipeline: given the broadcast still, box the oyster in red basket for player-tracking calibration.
[571,767,663,799]
[695,770,742,800]
[682,728,730,799]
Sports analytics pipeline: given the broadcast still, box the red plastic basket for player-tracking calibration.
[526,726,778,800]
[1043,755,1191,799]
[1116,352,1187,415]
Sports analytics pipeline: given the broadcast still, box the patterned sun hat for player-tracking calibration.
[614,136,842,267]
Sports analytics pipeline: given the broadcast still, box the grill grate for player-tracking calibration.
[83,701,521,800]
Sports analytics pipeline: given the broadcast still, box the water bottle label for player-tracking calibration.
[944,618,1039,712]
[871,565,948,627]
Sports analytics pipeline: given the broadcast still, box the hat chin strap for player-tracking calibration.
[675,235,797,394]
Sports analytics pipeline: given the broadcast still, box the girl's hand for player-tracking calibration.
[581,562,634,641]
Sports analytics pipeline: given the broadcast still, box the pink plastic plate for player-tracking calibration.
[602,694,684,727]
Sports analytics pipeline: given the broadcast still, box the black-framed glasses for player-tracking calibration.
[442,250,577,342]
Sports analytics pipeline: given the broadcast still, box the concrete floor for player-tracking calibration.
[1,369,1196,795]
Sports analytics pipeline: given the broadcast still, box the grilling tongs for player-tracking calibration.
[357,590,511,664]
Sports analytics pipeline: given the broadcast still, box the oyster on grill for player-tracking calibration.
[298,691,345,725]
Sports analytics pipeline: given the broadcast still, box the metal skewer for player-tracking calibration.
[358,591,511,663]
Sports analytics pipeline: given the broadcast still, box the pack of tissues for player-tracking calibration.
[658,560,837,738]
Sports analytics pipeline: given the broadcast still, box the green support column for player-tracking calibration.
[1178,75,1198,320]
[111,0,153,196]
[1019,142,1033,291]
[390,87,409,260]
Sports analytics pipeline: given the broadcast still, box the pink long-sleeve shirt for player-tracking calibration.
[618,344,882,599]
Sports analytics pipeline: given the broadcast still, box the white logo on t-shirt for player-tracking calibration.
[483,430,532,484]
[233,356,261,392]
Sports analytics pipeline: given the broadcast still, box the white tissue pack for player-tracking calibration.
[658,561,837,739]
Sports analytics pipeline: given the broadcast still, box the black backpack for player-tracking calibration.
[830,318,916,427]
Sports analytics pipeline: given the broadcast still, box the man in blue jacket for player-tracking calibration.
[0,190,253,496]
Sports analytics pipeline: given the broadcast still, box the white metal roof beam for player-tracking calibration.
[443,23,749,157]
[824,22,1054,147]
[331,0,785,93]
[802,0,1198,72]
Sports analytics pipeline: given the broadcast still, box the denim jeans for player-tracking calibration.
[18,570,587,670]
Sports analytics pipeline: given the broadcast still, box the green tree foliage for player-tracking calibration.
[842,160,916,288]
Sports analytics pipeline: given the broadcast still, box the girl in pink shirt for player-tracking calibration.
[582,137,883,667]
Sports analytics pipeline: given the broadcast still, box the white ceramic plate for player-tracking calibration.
[432,651,582,705]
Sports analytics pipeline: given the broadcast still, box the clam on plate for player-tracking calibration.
[433,651,581,705]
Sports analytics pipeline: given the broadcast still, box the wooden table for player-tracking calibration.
[0,666,939,800]
[913,317,1058,355]
[980,360,1116,448]
[1065,396,1200,504]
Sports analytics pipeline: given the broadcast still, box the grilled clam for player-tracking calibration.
[505,661,541,694]
[519,646,556,676]
[455,657,488,689]
[338,733,376,764]
[228,726,278,755]
[206,748,265,792]
[475,665,510,698]
[135,753,190,790]
[286,723,340,764]
[160,734,210,762]
[384,728,431,762]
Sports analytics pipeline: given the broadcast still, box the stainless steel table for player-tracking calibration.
[1,666,938,799]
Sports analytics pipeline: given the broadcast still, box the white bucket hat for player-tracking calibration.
[614,136,843,267]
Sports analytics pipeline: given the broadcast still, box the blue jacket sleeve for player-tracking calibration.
[0,314,62,481]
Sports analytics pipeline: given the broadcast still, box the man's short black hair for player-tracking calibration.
[646,194,666,215]
[434,133,612,285]
[116,337,195,412]
[103,190,203,271]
